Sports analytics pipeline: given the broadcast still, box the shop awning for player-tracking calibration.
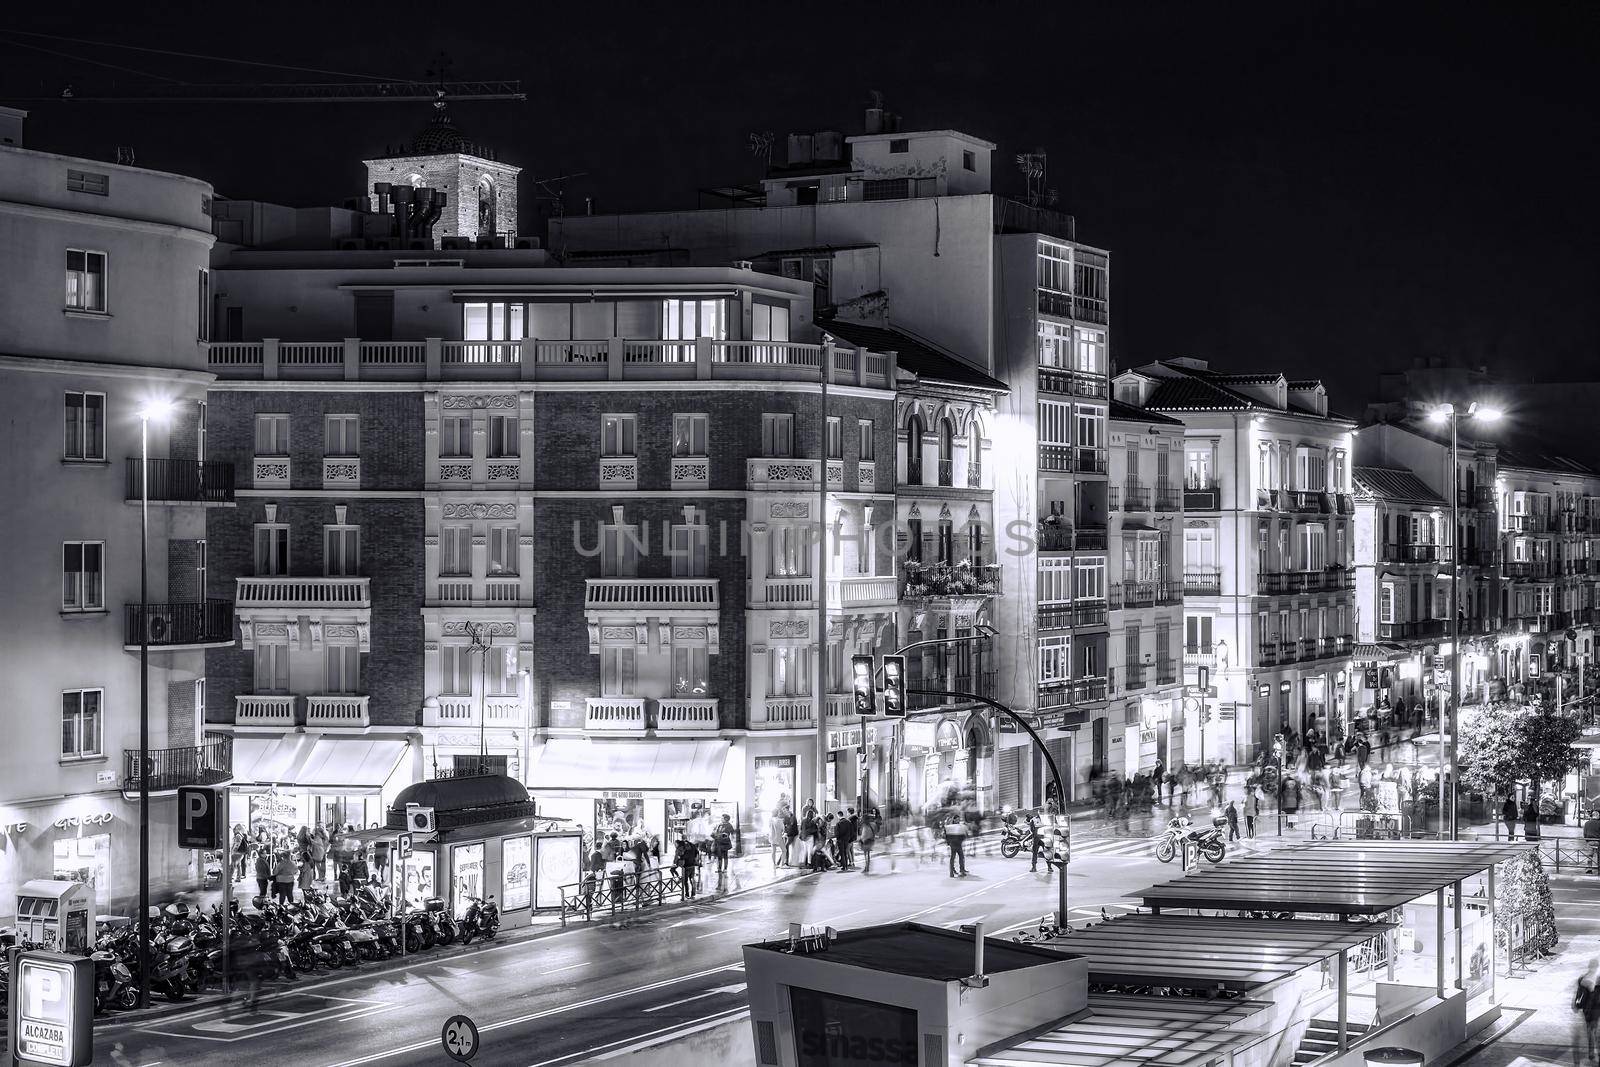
[526,739,733,798]
[232,736,408,792]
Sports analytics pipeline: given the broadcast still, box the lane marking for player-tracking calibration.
[543,962,588,975]
[525,1006,751,1067]
[693,926,747,940]
[642,983,746,1013]
[322,963,744,1067]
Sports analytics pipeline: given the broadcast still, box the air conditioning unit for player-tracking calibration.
[475,235,497,250]
[406,238,432,251]
[144,608,175,644]
[440,236,472,251]
[405,803,436,833]
[338,238,367,251]
[369,239,393,251]
[513,237,538,250]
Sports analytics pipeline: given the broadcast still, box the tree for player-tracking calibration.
[1494,851,1558,956]
[1457,702,1584,797]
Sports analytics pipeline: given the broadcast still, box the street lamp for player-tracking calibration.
[467,623,495,773]
[136,398,174,1009]
[1427,400,1503,841]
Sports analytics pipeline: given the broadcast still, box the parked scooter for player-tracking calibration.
[1153,813,1227,864]
[458,895,500,944]
[423,897,457,946]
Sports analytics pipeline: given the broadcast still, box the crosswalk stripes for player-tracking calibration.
[1067,835,1280,860]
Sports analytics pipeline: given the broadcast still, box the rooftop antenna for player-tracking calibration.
[530,172,588,218]
[425,50,453,115]
[1016,150,1047,208]
[748,130,774,177]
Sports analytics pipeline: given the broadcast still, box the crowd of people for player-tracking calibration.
[232,823,388,903]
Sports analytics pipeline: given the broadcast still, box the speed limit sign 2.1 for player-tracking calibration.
[441,1014,480,1062]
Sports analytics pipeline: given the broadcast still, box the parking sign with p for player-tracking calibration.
[177,785,224,850]
[8,950,93,1066]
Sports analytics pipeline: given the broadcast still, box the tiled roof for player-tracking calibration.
[819,319,1009,392]
[1143,375,1259,411]
[1352,466,1448,506]
[1108,398,1185,426]
[753,243,876,258]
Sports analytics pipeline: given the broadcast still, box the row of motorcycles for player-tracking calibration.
[3,889,501,1017]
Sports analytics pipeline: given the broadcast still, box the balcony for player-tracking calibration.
[1335,493,1355,515]
[428,696,529,729]
[1382,543,1446,564]
[125,458,235,503]
[748,457,819,491]
[252,455,291,489]
[438,455,472,483]
[751,697,817,730]
[1257,641,1280,667]
[236,695,296,727]
[1038,445,1107,474]
[237,576,371,609]
[306,695,370,728]
[1255,569,1354,595]
[827,576,898,609]
[585,697,648,733]
[762,576,817,606]
[1038,522,1105,551]
[900,560,1001,601]
[1184,481,1221,511]
[1182,570,1222,596]
[1299,638,1317,659]
[1377,620,1447,641]
[826,460,845,488]
[1502,561,1553,580]
[858,460,877,491]
[437,577,472,603]
[124,600,234,649]
[906,669,997,711]
[123,737,232,794]
[657,698,719,732]
[1286,490,1330,514]
[585,577,719,611]
[1037,677,1107,708]
[1109,581,1181,610]
[1121,484,1151,511]
[1038,367,1109,399]
[1122,665,1147,691]
[1153,486,1181,512]
[1155,659,1177,685]
[323,456,361,489]
[1037,602,1108,629]
[1183,649,1216,670]
[599,455,637,489]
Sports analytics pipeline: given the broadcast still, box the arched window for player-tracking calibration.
[477,176,496,237]
[938,417,955,486]
[968,422,982,487]
[906,414,924,484]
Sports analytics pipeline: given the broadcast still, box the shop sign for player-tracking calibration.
[1139,729,1157,744]
[52,813,111,831]
[827,727,863,751]
[9,951,94,1067]
[3,822,30,835]
[1257,683,1271,698]
[901,720,937,749]
[934,720,962,751]
[1279,681,1292,694]
[601,790,644,800]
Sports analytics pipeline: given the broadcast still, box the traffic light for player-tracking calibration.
[882,655,906,716]
[1200,704,1212,725]
[1197,665,1209,692]
[851,654,876,715]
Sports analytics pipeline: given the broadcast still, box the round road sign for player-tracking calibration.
[441,1014,480,1062]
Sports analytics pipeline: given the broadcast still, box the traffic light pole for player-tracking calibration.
[905,689,1071,930]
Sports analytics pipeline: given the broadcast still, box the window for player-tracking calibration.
[1184,526,1216,572]
[1074,557,1106,600]
[1185,615,1213,653]
[1256,444,1272,494]
[937,520,954,565]
[1127,532,1160,582]
[600,522,641,577]
[1075,329,1106,375]
[673,414,708,456]
[1075,406,1105,449]
[888,138,909,154]
[197,269,210,341]
[326,646,361,694]
[255,413,290,455]
[1039,637,1070,683]
[324,526,360,577]
[602,414,636,456]
[670,514,709,578]
[63,392,105,461]
[905,516,922,563]
[1038,400,1071,446]
[463,301,525,341]
[826,417,843,459]
[662,299,728,344]
[769,646,812,697]
[488,414,519,458]
[751,302,791,343]
[1298,523,1327,570]
[1039,558,1073,604]
[254,644,289,693]
[61,690,103,759]
[862,178,910,201]
[253,525,288,576]
[1186,447,1214,489]
[937,419,954,485]
[440,645,471,696]
[1037,241,1070,295]
[906,414,925,481]
[672,645,709,696]
[761,413,794,458]
[1295,446,1326,492]
[489,527,518,575]
[962,149,976,171]
[857,419,875,461]
[769,525,811,577]
[1037,320,1070,368]
[602,645,637,696]
[65,250,106,312]
[1329,449,1348,493]
[482,646,514,696]
[440,416,472,458]
[969,424,982,485]
[325,414,359,456]
[441,526,472,576]
[62,541,104,611]
[66,169,109,195]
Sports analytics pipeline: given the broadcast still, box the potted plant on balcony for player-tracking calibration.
[950,559,980,596]
[902,559,931,599]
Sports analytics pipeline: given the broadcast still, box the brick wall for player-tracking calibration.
[167,538,203,601]
[169,400,201,463]
[166,680,195,747]
[208,391,425,492]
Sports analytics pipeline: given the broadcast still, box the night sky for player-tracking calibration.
[4,1,1595,413]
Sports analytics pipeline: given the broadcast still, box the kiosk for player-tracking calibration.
[14,881,94,953]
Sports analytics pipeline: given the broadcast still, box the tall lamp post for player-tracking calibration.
[468,623,495,773]
[136,399,174,1009]
[1427,400,1502,841]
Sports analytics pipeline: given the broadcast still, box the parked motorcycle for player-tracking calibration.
[424,897,457,946]
[459,896,500,945]
[998,809,1037,859]
[1153,814,1226,864]
[91,949,137,1013]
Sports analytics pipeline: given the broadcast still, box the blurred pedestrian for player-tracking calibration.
[1573,957,1600,1063]
[253,848,271,900]
[944,815,968,878]
[1524,794,1543,842]
[858,808,878,873]
[1501,794,1519,841]
[712,814,734,874]
[1583,809,1600,873]
[1225,801,1240,841]
[1243,786,1260,839]
[272,850,296,903]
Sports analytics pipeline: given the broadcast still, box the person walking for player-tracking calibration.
[1243,786,1260,839]
[296,844,316,896]
[253,847,271,901]
[348,846,370,890]
[1524,794,1543,842]
[671,836,700,898]
[1225,800,1241,842]
[272,849,297,903]
[1573,957,1600,1064]
[311,826,330,882]
[1028,811,1047,872]
[712,814,735,874]
[1282,775,1301,832]
[858,808,878,874]
[1501,794,1520,841]
[837,809,858,870]
[1583,809,1600,874]
[783,806,800,868]
[769,805,789,869]
[944,814,969,878]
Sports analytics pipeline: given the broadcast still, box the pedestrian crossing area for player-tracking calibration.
[1068,834,1280,860]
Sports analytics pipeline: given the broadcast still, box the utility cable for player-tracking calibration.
[0,29,405,82]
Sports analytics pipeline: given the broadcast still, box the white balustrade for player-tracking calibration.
[236,577,370,608]
[750,698,816,729]
[585,697,648,732]
[322,456,360,489]
[827,576,897,608]
[236,695,296,727]
[437,578,473,603]
[306,695,370,728]
[747,458,819,491]
[598,455,638,488]
[584,578,719,610]
[857,460,876,490]
[671,456,710,488]
[764,577,816,605]
[484,577,522,603]
[656,698,719,732]
[252,456,291,489]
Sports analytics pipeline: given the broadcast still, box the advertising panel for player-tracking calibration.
[502,836,532,911]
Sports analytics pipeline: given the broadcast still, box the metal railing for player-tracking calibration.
[1382,543,1446,563]
[1256,569,1354,594]
[1153,486,1181,512]
[1037,602,1108,629]
[123,737,232,792]
[937,459,953,487]
[124,600,234,646]
[1183,483,1221,511]
[125,457,235,503]
[1037,677,1108,707]
[1183,571,1221,595]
